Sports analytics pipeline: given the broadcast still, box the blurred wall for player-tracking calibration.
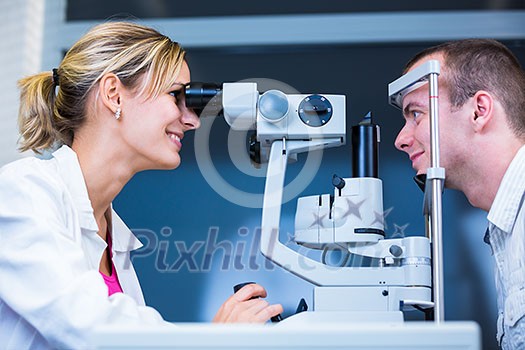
[0,0,46,165]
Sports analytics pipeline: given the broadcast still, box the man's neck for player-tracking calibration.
[460,142,523,212]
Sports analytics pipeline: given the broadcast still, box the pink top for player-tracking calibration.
[100,234,123,296]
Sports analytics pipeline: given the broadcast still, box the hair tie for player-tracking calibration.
[52,68,59,86]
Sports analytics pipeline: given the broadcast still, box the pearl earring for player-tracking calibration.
[115,107,121,120]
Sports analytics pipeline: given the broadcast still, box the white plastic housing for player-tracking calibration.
[222,82,258,130]
[295,177,384,248]
[257,94,346,144]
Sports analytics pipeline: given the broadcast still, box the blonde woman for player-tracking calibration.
[0,21,282,349]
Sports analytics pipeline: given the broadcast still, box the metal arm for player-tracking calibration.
[388,59,445,322]
[260,139,431,288]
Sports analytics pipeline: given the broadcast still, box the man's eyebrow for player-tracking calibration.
[403,101,425,116]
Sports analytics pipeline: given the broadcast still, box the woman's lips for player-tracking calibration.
[167,132,182,148]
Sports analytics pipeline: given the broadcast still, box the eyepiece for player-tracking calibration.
[185,82,223,117]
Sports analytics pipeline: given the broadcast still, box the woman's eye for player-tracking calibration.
[169,90,183,99]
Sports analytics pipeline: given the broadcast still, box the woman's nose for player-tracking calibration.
[181,108,201,130]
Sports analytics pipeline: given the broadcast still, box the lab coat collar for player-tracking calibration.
[52,145,98,232]
[111,211,143,252]
[488,145,525,233]
[52,145,142,252]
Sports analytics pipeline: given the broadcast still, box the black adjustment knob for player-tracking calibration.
[233,282,256,296]
[332,174,346,190]
[248,132,261,167]
[389,245,403,257]
[232,282,282,323]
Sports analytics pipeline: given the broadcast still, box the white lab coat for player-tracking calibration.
[0,145,170,349]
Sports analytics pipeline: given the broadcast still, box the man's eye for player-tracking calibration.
[411,111,421,120]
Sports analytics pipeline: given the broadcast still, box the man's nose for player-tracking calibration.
[394,124,413,151]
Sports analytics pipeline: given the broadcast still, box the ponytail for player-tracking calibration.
[17,72,60,153]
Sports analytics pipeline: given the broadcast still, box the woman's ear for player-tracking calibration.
[99,73,122,115]
[471,91,494,133]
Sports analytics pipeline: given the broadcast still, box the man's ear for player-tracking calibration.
[471,91,494,133]
[99,73,122,114]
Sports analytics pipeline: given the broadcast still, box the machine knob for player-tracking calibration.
[233,282,283,322]
[332,174,346,190]
[248,132,261,166]
[233,282,256,294]
[298,94,333,127]
[389,245,403,257]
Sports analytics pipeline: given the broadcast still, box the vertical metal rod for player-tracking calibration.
[425,214,431,240]
[429,72,445,322]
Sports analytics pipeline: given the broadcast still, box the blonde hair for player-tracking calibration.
[18,21,186,153]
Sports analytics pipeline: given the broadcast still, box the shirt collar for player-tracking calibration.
[111,210,143,252]
[51,145,142,252]
[52,145,98,232]
[488,145,525,233]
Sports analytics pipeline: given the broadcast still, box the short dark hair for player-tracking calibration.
[405,39,525,140]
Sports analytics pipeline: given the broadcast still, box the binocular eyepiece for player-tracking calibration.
[184,82,223,117]
[184,82,261,165]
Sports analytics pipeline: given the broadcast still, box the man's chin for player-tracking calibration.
[413,166,427,175]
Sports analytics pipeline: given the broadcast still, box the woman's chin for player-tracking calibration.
[154,155,181,171]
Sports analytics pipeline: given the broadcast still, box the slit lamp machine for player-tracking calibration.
[184,60,444,324]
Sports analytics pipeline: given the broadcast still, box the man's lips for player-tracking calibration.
[410,151,424,162]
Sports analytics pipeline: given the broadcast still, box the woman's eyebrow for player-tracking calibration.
[172,82,189,88]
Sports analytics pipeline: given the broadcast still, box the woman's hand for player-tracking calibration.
[212,283,283,323]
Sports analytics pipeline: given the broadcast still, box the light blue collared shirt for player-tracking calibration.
[487,145,525,349]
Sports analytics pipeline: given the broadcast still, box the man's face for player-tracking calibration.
[394,53,470,188]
